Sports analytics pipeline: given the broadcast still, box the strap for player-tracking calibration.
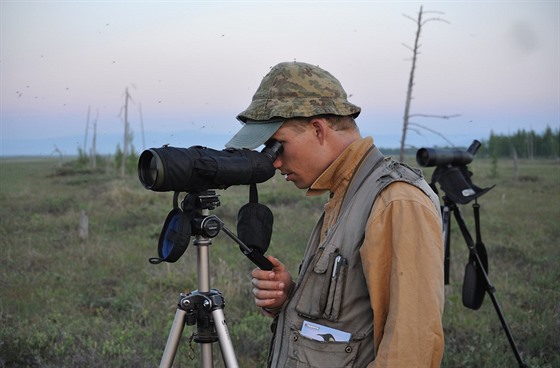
[249,182,259,203]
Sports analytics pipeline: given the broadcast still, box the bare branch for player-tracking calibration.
[409,113,461,120]
[51,145,63,157]
[423,10,446,16]
[402,14,417,23]
[51,145,63,167]
[422,18,450,26]
[402,43,414,52]
[409,122,456,146]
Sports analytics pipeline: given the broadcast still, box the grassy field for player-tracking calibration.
[0,155,558,367]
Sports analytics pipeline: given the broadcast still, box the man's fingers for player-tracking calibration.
[266,255,282,268]
[252,283,284,297]
[252,287,281,299]
[251,268,275,280]
[253,297,277,308]
[252,286,284,308]
[252,278,284,291]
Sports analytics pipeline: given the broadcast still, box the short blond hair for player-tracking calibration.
[285,115,358,133]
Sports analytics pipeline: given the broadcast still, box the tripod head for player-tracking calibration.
[149,190,273,270]
[417,140,494,204]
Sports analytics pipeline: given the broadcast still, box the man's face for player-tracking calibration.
[269,120,329,189]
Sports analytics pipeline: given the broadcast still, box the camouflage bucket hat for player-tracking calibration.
[226,61,361,149]
[237,61,361,122]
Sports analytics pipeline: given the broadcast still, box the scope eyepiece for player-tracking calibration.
[467,140,481,155]
[262,139,283,161]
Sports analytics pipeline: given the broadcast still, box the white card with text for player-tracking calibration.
[300,320,352,342]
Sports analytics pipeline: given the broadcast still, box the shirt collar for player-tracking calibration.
[306,137,375,197]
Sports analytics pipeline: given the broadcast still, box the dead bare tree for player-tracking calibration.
[91,108,99,169]
[119,87,134,176]
[139,102,146,150]
[400,5,452,161]
[79,210,89,241]
[51,145,63,167]
[511,144,519,180]
[83,105,91,154]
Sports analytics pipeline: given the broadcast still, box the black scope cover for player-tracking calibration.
[416,140,481,168]
[416,148,474,167]
[138,145,277,192]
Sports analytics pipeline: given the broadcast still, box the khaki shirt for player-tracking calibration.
[307,137,445,367]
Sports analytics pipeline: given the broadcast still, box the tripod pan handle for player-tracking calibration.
[243,248,274,270]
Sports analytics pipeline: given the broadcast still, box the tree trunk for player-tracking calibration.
[79,210,89,240]
[91,109,98,169]
[400,6,423,161]
[121,88,130,177]
[512,145,519,180]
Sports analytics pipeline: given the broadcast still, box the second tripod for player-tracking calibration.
[441,196,527,368]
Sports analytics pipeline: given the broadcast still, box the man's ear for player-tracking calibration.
[309,118,329,144]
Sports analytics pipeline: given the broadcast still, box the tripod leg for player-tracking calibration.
[200,343,213,368]
[452,204,527,368]
[442,205,451,285]
[470,251,528,368]
[212,308,239,368]
[159,308,187,368]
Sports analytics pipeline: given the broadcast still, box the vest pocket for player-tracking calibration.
[295,249,347,321]
[285,328,360,368]
[325,256,347,321]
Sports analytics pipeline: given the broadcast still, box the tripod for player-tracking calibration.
[442,195,528,368]
[159,206,238,368]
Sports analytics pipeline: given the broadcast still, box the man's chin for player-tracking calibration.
[293,181,310,190]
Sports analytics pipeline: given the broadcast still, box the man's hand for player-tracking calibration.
[251,256,293,313]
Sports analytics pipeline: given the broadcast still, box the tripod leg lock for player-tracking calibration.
[178,289,225,311]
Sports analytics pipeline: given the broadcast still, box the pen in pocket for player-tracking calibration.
[331,255,342,279]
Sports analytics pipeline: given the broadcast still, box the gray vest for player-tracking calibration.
[268,146,439,368]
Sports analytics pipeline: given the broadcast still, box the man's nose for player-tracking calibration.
[273,156,282,169]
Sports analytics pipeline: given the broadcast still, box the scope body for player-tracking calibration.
[416,140,481,167]
[138,140,283,192]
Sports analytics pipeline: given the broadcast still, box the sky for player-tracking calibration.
[1,0,559,156]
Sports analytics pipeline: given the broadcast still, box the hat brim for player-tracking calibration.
[225,120,284,150]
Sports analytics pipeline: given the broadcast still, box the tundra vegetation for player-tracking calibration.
[0,145,558,367]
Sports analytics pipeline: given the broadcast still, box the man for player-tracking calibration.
[226,61,444,367]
